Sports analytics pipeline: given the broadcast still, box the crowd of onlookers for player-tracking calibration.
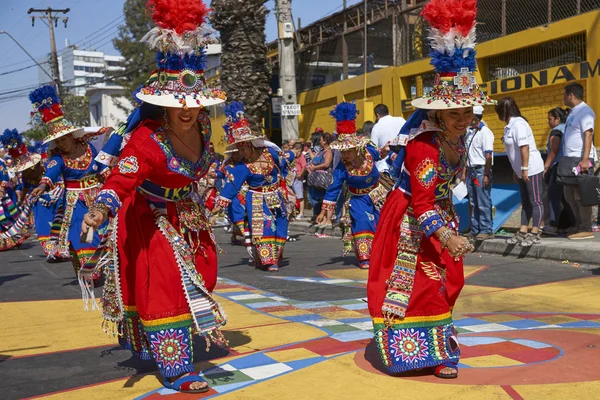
[466,81,597,245]
[213,82,597,244]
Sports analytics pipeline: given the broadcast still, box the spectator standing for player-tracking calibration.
[465,105,495,240]
[560,82,596,240]
[496,97,545,247]
[370,104,406,174]
[361,121,375,138]
[291,142,307,218]
[306,132,333,220]
[543,107,575,234]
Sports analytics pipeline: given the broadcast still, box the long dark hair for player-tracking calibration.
[548,107,568,124]
[495,97,525,124]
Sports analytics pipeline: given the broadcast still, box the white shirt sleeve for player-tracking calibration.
[482,127,494,153]
[580,108,595,133]
[371,125,381,148]
[514,120,531,148]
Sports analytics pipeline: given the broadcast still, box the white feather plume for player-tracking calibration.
[141,23,216,54]
[455,25,477,50]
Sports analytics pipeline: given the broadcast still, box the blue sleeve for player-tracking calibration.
[366,144,381,162]
[323,162,346,206]
[41,154,65,188]
[218,163,250,206]
[0,161,9,185]
[391,147,406,181]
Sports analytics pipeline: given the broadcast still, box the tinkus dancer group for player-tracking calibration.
[0,0,495,392]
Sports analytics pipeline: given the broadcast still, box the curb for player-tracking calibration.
[471,237,600,266]
[289,222,600,267]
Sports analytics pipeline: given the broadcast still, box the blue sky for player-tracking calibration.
[0,0,360,133]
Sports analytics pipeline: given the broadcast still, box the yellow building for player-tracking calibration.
[293,10,600,153]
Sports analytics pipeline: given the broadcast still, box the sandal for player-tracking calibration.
[359,261,370,270]
[268,264,279,272]
[286,235,297,242]
[433,363,458,379]
[506,231,526,245]
[163,372,210,394]
[521,232,541,247]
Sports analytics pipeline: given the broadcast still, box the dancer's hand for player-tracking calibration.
[446,235,473,258]
[82,211,105,232]
[315,211,327,225]
[31,184,47,198]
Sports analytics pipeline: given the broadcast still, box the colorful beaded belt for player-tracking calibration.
[248,183,279,193]
[64,176,99,190]
[348,182,379,195]
[138,180,194,202]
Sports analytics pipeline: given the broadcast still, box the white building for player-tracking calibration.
[37,46,126,96]
[86,85,134,129]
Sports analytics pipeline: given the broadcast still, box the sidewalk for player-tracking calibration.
[288,220,600,267]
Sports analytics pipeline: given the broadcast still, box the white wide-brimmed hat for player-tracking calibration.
[135,0,226,109]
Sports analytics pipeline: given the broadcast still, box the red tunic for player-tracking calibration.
[367,129,465,373]
[96,120,224,378]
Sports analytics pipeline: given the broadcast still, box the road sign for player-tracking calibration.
[281,104,301,116]
[272,97,282,114]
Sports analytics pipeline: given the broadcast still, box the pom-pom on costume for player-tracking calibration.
[367,0,493,376]
[217,102,289,270]
[322,102,388,269]
[80,0,227,385]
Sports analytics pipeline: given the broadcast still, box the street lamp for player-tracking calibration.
[0,30,55,82]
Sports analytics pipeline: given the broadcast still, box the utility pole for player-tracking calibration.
[28,7,70,95]
[275,0,299,141]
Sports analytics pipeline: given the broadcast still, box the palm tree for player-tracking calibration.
[212,0,271,131]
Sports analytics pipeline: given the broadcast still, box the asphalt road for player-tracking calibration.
[0,229,598,399]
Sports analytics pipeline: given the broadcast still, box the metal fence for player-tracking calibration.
[286,0,600,93]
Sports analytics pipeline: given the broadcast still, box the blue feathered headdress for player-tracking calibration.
[0,128,23,150]
[330,102,358,135]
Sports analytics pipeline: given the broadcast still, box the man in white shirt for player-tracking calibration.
[561,82,596,240]
[464,106,495,240]
[370,104,406,174]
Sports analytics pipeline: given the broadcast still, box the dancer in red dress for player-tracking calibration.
[81,0,227,393]
[367,0,495,379]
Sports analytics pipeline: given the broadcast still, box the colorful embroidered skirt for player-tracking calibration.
[55,188,102,273]
[246,191,288,267]
[368,189,464,373]
[33,191,63,255]
[114,192,221,378]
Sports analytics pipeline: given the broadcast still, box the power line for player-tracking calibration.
[0,14,124,72]
[0,63,36,76]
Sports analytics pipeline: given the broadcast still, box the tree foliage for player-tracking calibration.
[211,0,271,131]
[111,0,156,107]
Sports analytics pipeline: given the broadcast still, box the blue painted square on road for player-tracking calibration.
[510,339,553,349]
[458,336,506,346]
[284,314,323,322]
[331,330,373,342]
[454,318,488,327]
[501,319,548,329]
[339,303,368,310]
[227,353,278,370]
[246,301,289,309]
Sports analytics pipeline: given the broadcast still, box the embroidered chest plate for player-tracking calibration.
[344,150,374,177]
[151,128,211,180]
[246,148,276,177]
[63,145,93,170]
